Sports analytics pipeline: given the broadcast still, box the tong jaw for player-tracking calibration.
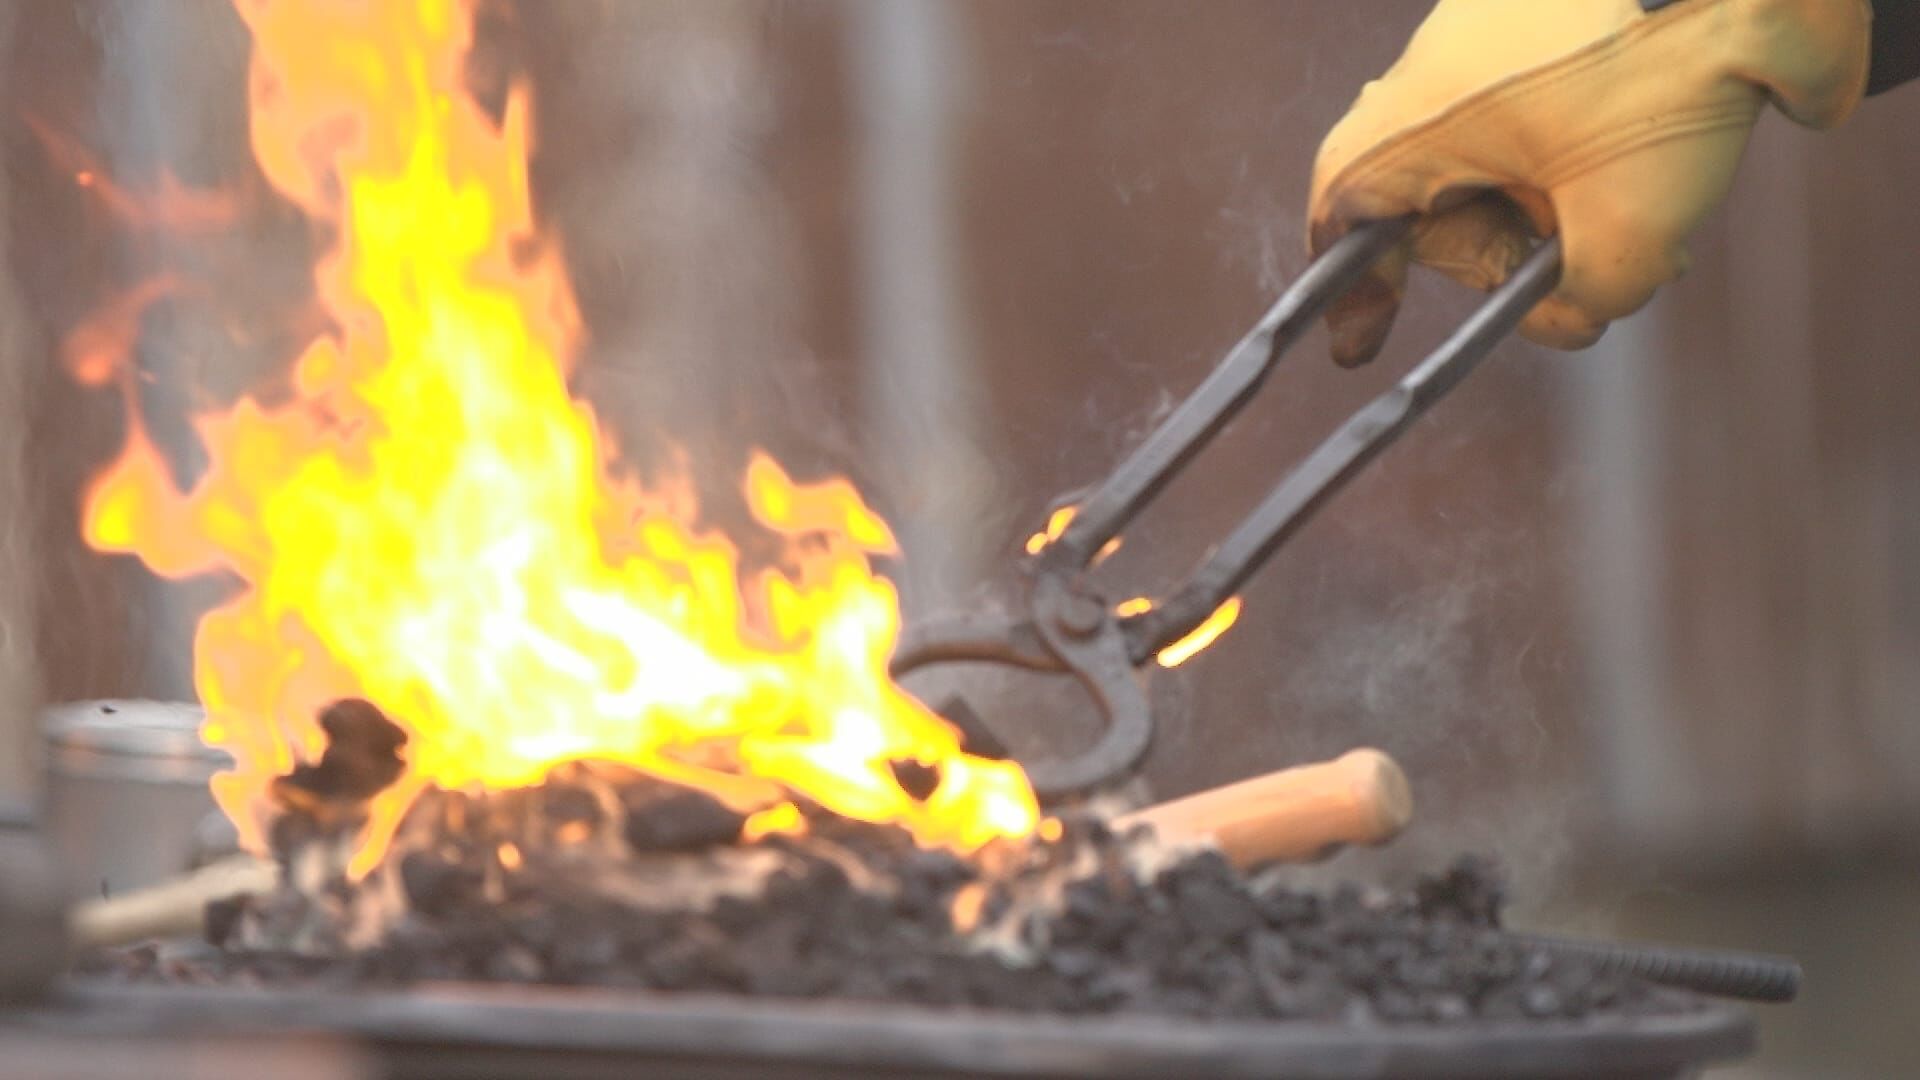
[1022,576,1155,796]
[892,219,1564,803]
[889,579,1154,799]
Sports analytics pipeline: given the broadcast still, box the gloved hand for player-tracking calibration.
[1309,0,1872,366]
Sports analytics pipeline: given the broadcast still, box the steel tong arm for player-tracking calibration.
[1033,218,1415,576]
[1120,239,1564,663]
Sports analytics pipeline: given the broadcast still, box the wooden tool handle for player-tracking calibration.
[68,855,276,951]
[1116,748,1412,868]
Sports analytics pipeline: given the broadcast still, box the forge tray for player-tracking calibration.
[3,980,1753,1080]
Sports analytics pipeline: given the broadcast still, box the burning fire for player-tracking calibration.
[73,0,1035,866]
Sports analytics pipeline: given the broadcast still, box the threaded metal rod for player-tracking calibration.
[1505,932,1802,1003]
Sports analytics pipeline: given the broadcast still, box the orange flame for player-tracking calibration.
[77,0,1035,863]
[1025,507,1077,556]
[1023,505,1120,563]
[1153,597,1243,668]
[1114,596,1244,669]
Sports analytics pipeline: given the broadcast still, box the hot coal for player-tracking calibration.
[77,775,1695,1025]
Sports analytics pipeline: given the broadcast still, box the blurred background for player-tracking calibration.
[1,2,1916,1076]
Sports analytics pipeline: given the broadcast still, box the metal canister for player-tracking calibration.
[40,700,232,901]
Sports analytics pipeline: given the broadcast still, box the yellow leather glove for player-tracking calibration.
[1309,0,1872,365]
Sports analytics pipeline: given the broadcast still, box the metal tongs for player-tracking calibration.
[891,217,1564,800]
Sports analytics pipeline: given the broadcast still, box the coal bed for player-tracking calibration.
[20,699,1759,1079]
[71,700,1691,1026]
[52,796,1750,1080]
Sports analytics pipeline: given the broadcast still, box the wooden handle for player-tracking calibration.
[68,855,276,950]
[1116,748,1413,868]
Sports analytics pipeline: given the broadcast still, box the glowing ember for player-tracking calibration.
[73,0,1035,865]
[1115,596,1245,669]
[1150,597,1243,668]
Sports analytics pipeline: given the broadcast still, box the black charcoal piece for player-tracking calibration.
[541,783,603,827]
[1522,983,1566,1019]
[203,895,252,948]
[266,806,323,862]
[1056,813,1114,849]
[399,851,484,916]
[1082,967,1151,1009]
[708,894,763,933]
[1171,873,1262,943]
[1416,855,1506,927]
[1373,987,1425,1023]
[887,758,942,801]
[618,778,746,853]
[900,847,974,886]
[1045,946,1102,981]
[548,928,620,980]
[273,698,409,807]
[786,852,851,900]
[1255,887,1322,928]
[484,944,545,983]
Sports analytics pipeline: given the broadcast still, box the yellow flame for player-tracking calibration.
[741,801,806,843]
[1024,506,1076,556]
[1023,504,1120,562]
[76,0,1035,865]
[1154,598,1244,668]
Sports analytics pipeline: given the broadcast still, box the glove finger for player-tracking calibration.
[1318,190,1533,368]
[1324,246,1409,369]
[1518,297,1608,351]
[1409,190,1540,293]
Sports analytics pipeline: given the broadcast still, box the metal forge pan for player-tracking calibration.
[4,980,1753,1080]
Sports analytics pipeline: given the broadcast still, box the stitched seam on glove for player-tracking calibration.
[1533,100,1759,185]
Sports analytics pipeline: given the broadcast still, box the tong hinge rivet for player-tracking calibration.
[1054,594,1107,639]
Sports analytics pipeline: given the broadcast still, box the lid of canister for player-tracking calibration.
[41,700,232,780]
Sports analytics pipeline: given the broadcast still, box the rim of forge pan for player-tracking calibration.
[18,981,1753,1080]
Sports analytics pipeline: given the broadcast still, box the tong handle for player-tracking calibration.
[1122,239,1564,662]
[1035,218,1415,574]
